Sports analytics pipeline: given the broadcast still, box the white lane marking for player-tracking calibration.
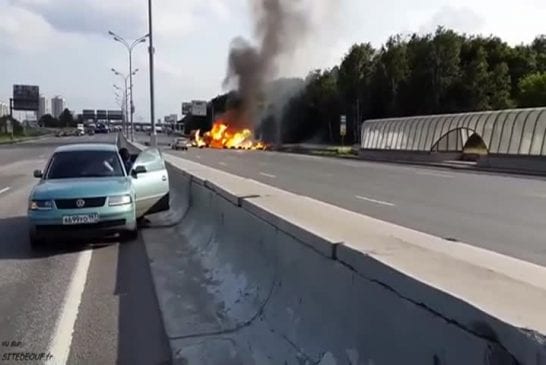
[356,195,396,207]
[0,187,10,195]
[39,154,46,158]
[259,172,277,179]
[47,249,92,365]
[218,162,227,166]
[196,155,202,159]
[415,171,454,178]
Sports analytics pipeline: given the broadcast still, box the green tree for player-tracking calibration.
[488,62,514,109]
[305,68,341,142]
[507,45,537,97]
[402,33,435,114]
[0,116,22,135]
[370,36,409,117]
[518,72,546,107]
[39,114,60,128]
[338,43,375,142]
[532,35,546,73]
[430,28,462,112]
[460,46,491,110]
[58,109,74,128]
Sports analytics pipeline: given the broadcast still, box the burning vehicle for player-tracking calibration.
[192,121,266,150]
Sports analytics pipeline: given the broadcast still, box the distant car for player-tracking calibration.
[95,124,109,134]
[171,138,190,151]
[27,144,170,247]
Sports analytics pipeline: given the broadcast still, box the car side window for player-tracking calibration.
[133,148,165,173]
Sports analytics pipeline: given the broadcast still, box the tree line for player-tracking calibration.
[277,28,546,144]
[38,109,79,128]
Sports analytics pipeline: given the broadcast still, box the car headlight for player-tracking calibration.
[29,200,54,211]
[108,195,132,206]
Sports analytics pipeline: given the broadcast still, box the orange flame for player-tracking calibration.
[193,119,266,150]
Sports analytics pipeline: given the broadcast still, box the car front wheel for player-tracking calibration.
[121,229,138,242]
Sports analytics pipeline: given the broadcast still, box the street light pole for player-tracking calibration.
[148,0,157,147]
[129,50,134,141]
[113,84,127,136]
[108,31,147,142]
[112,68,138,138]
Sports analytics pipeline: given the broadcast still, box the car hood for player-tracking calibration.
[31,177,132,200]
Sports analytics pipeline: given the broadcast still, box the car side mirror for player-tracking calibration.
[131,165,147,178]
[33,170,43,178]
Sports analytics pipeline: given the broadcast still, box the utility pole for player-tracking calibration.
[148,0,157,147]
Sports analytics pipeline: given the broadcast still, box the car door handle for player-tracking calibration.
[162,175,167,181]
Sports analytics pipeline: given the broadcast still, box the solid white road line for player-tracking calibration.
[47,249,92,365]
[356,195,396,207]
[415,171,454,178]
[259,172,277,178]
[0,187,10,195]
[218,162,228,166]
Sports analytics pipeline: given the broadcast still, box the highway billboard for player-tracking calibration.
[108,110,123,120]
[191,100,207,116]
[165,114,178,124]
[182,102,192,115]
[13,85,39,111]
[96,110,107,120]
[82,110,96,120]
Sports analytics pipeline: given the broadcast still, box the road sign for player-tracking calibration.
[13,85,39,111]
[340,115,347,137]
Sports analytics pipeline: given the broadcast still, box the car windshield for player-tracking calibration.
[46,150,124,179]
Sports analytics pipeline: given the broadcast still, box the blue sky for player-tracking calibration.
[1,0,544,122]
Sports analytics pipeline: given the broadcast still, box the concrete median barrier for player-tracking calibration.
[125,137,546,364]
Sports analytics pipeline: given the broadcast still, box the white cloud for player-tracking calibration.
[1,0,545,119]
[0,5,59,52]
[10,0,145,36]
[419,6,486,34]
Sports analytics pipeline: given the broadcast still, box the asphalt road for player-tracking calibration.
[142,133,546,267]
[0,134,170,364]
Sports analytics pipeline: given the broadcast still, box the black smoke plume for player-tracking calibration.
[223,0,309,128]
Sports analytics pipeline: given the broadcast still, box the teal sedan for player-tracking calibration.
[27,143,170,247]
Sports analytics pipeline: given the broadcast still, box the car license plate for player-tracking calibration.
[62,214,99,225]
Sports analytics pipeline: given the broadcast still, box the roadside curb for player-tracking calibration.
[0,134,53,145]
[277,147,546,178]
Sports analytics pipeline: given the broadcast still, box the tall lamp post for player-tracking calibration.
[147,0,157,147]
[112,68,138,138]
[108,31,148,142]
[113,85,126,134]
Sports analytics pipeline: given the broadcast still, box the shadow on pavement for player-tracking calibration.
[0,215,113,259]
[115,234,172,365]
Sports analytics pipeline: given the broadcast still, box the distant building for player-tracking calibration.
[51,96,66,118]
[0,101,8,118]
[38,95,49,118]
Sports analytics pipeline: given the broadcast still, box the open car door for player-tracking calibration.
[130,148,170,218]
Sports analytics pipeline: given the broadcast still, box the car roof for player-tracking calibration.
[54,144,118,153]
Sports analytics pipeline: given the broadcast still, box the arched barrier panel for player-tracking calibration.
[361,108,546,156]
